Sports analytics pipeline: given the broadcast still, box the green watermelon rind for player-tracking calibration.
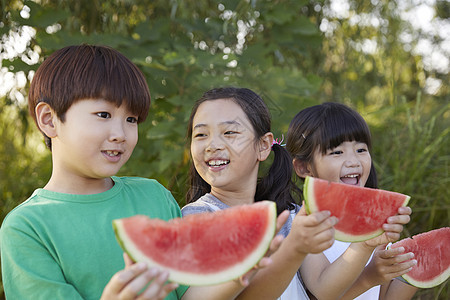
[401,267,450,289]
[388,228,450,289]
[304,176,411,243]
[112,201,277,286]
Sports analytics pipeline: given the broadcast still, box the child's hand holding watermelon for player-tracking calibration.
[287,204,338,255]
[345,244,419,300]
[363,206,413,248]
[364,245,417,285]
[101,253,179,300]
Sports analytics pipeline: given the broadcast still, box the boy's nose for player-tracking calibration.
[109,121,126,142]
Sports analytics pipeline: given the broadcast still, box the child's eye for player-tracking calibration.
[357,148,368,153]
[193,133,206,138]
[224,131,238,135]
[127,117,138,123]
[96,112,111,119]
[329,150,343,155]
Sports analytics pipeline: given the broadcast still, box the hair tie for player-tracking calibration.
[272,134,286,149]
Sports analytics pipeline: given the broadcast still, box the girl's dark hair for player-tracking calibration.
[286,102,378,188]
[28,44,151,149]
[186,87,300,214]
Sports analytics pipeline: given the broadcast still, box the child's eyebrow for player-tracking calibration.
[193,120,242,130]
[193,123,207,130]
[220,120,242,127]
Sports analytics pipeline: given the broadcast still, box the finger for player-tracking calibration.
[398,206,412,216]
[160,282,180,298]
[382,223,404,234]
[106,262,148,294]
[276,210,290,233]
[386,214,410,225]
[256,256,273,269]
[238,275,250,287]
[239,267,258,287]
[267,234,284,255]
[376,249,414,266]
[139,270,174,299]
[123,252,134,268]
[307,215,338,232]
[298,203,308,216]
[385,259,417,277]
[379,246,406,259]
[310,229,335,252]
[397,258,417,271]
[294,225,335,253]
[300,211,333,227]
[391,252,415,264]
[311,237,335,253]
[384,231,401,243]
[120,268,161,299]
[143,282,179,300]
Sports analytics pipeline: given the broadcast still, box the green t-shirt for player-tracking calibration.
[0,176,189,300]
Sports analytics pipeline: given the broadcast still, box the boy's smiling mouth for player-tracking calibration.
[340,174,360,185]
[104,150,120,157]
[102,150,123,161]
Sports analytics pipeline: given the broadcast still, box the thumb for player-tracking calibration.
[378,243,389,250]
[298,201,308,216]
[123,252,134,268]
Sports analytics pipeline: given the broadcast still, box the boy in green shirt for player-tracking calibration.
[0,45,284,300]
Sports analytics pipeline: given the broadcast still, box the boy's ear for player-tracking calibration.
[257,132,273,162]
[35,102,58,138]
[293,158,313,178]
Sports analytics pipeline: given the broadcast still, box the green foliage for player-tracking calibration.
[1,0,448,299]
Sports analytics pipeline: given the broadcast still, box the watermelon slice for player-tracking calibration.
[304,176,410,242]
[389,227,450,288]
[113,201,276,286]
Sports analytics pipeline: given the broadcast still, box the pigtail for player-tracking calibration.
[255,144,301,215]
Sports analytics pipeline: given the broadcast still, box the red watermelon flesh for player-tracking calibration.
[304,176,410,242]
[390,227,450,288]
[113,201,276,286]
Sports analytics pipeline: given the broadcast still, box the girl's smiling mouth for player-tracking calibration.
[340,174,360,185]
[206,159,230,169]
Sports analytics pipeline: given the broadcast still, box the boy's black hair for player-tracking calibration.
[186,87,301,214]
[286,102,378,188]
[28,44,151,149]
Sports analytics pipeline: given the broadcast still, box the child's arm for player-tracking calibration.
[236,205,338,300]
[302,242,375,300]
[302,206,412,300]
[337,245,417,299]
[338,206,414,299]
[379,278,418,300]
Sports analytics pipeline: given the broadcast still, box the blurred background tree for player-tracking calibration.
[1,0,448,298]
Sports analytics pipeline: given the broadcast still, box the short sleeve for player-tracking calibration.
[1,213,84,299]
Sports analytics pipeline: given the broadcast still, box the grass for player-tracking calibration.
[368,94,449,299]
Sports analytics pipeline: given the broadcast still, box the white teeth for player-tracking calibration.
[106,150,119,156]
[208,160,229,166]
[342,174,358,178]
